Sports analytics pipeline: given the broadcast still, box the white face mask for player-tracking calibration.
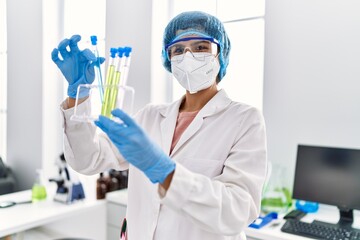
[171,52,220,94]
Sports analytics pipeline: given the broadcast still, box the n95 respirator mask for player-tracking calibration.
[171,52,220,94]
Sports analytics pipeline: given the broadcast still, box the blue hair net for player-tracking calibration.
[162,11,231,81]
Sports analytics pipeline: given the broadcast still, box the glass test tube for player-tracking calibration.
[120,47,132,87]
[90,35,104,102]
[108,48,125,112]
[101,48,118,117]
[116,47,132,113]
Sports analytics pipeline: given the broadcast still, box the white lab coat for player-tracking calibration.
[60,89,267,240]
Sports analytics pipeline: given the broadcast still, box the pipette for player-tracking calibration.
[101,47,118,117]
[90,35,104,102]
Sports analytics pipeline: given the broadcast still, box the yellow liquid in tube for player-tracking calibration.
[101,65,115,117]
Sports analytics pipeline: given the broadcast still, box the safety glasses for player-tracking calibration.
[165,37,219,62]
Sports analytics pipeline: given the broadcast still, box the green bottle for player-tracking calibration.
[32,169,47,202]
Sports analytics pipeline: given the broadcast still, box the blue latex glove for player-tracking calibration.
[94,109,176,184]
[51,35,105,98]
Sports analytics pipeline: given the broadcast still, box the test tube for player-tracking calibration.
[90,36,104,102]
[108,48,125,112]
[116,47,132,114]
[101,48,118,117]
[120,47,132,87]
[114,47,125,86]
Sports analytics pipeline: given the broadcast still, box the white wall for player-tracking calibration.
[42,0,65,190]
[7,0,64,191]
[105,0,175,107]
[105,0,154,113]
[7,0,43,190]
[263,0,360,190]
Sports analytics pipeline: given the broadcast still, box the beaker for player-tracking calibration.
[261,162,292,214]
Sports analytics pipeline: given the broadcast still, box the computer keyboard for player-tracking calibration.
[281,219,360,240]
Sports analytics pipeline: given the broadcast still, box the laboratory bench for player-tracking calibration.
[245,205,360,240]
[4,187,358,240]
[104,190,360,240]
[0,188,106,239]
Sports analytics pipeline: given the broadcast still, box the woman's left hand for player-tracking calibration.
[95,109,175,183]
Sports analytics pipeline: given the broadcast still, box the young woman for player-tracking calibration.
[52,11,267,240]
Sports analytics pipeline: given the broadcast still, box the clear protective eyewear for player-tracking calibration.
[165,37,219,62]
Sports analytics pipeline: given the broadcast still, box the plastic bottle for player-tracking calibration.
[31,169,47,202]
[295,200,319,213]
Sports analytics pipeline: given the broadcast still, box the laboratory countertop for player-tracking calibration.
[0,189,106,237]
[106,188,128,205]
[245,205,360,240]
[105,189,360,240]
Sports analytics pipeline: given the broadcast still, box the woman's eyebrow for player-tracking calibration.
[170,40,210,49]
[190,40,210,46]
[179,40,210,45]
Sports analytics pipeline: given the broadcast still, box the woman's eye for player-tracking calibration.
[172,46,184,55]
[194,44,210,52]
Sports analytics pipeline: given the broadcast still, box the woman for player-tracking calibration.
[52,11,267,240]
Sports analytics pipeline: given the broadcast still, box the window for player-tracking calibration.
[63,0,106,197]
[221,19,264,110]
[171,0,265,111]
[64,0,106,65]
[0,0,7,160]
[63,0,106,103]
[41,0,106,175]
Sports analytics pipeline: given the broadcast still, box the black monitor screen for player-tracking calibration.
[293,145,360,211]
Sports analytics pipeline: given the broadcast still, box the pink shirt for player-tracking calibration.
[170,110,199,154]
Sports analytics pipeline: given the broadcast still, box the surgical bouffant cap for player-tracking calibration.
[162,11,231,81]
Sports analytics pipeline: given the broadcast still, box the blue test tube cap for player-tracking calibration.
[124,47,132,57]
[110,48,118,58]
[118,47,125,57]
[90,35,97,45]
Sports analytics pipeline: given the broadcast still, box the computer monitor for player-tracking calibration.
[293,144,360,227]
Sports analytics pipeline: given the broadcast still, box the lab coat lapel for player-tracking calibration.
[160,98,183,155]
[170,89,232,156]
[170,114,203,156]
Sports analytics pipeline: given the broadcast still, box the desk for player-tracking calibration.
[104,190,308,240]
[95,189,360,240]
[0,189,106,239]
[245,205,360,240]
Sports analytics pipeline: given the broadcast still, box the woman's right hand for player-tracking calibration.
[51,34,105,98]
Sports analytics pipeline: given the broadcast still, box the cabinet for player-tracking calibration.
[106,189,128,240]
